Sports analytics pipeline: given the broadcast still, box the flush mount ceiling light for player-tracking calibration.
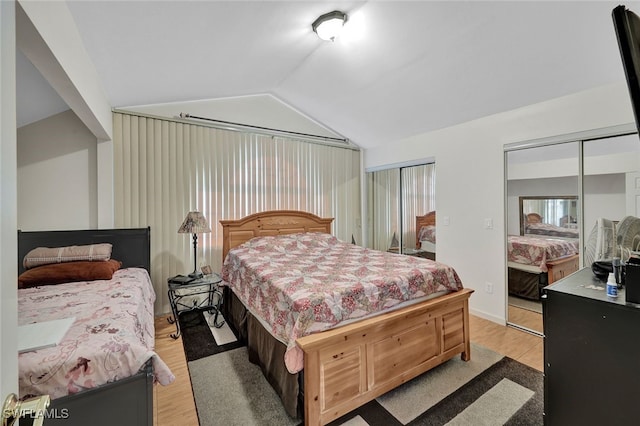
[312,10,348,41]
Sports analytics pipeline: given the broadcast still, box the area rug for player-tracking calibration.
[179,311,543,426]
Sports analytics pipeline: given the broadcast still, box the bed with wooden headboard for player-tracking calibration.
[220,210,472,425]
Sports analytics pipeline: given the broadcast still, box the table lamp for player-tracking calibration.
[178,211,211,278]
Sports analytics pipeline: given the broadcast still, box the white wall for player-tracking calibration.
[17,109,98,230]
[1,0,18,399]
[123,93,344,141]
[584,173,627,230]
[364,82,635,324]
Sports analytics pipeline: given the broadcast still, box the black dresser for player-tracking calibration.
[543,267,640,425]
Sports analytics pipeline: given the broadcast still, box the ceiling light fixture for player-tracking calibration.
[312,10,348,41]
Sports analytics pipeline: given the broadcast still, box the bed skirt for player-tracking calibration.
[508,267,547,300]
[222,287,302,419]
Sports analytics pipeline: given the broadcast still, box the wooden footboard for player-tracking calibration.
[546,254,580,284]
[297,288,473,425]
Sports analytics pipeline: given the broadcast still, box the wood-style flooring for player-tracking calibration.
[508,305,543,334]
[152,313,543,426]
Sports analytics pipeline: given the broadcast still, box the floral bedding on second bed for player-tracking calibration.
[507,235,579,272]
[18,268,175,400]
[221,232,463,373]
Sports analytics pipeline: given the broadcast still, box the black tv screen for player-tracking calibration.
[613,5,640,135]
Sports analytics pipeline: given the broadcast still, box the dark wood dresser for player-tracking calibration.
[543,267,640,425]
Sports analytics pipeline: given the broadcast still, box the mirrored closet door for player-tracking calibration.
[506,143,579,334]
[367,163,435,258]
[506,132,640,334]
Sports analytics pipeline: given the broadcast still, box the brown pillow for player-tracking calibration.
[18,259,122,289]
[23,243,112,270]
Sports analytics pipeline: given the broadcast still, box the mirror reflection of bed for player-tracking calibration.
[506,134,640,334]
[507,196,580,333]
[412,211,436,260]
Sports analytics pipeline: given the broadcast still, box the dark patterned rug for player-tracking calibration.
[179,311,543,426]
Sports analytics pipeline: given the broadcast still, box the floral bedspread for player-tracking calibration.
[221,233,463,373]
[507,235,579,272]
[418,225,437,243]
[18,268,175,400]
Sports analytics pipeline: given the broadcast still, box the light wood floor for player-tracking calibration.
[152,313,543,426]
[508,305,543,334]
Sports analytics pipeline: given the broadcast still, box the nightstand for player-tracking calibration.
[167,272,224,339]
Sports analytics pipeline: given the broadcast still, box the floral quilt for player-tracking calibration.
[18,268,175,400]
[221,233,464,373]
[525,222,579,238]
[418,225,437,243]
[508,235,579,272]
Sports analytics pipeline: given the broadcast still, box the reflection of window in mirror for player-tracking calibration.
[367,168,400,251]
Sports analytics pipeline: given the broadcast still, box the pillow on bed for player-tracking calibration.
[23,243,112,269]
[18,259,122,289]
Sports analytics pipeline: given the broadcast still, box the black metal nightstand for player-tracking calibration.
[167,272,224,339]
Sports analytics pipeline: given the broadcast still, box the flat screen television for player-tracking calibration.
[613,5,640,134]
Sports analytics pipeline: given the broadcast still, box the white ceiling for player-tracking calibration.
[16,1,639,149]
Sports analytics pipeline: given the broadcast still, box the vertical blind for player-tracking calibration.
[367,168,400,251]
[113,112,361,314]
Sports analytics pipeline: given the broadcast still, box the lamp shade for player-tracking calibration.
[312,10,348,41]
[178,211,211,234]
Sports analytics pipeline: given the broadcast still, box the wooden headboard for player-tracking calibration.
[526,213,542,224]
[415,211,436,249]
[17,227,151,274]
[219,210,334,261]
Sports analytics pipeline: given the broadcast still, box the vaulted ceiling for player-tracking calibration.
[16,1,635,149]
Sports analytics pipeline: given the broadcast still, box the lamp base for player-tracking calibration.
[188,271,203,279]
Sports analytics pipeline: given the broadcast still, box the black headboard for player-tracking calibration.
[17,227,151,274]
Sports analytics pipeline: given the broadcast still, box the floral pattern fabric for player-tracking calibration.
[18,268,175,400]
[525,222,579,238]
[418,225,437,243]
[507,235,579,272]
[221,233,463,373]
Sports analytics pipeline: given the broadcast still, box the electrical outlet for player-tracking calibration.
[485,282,493,294]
